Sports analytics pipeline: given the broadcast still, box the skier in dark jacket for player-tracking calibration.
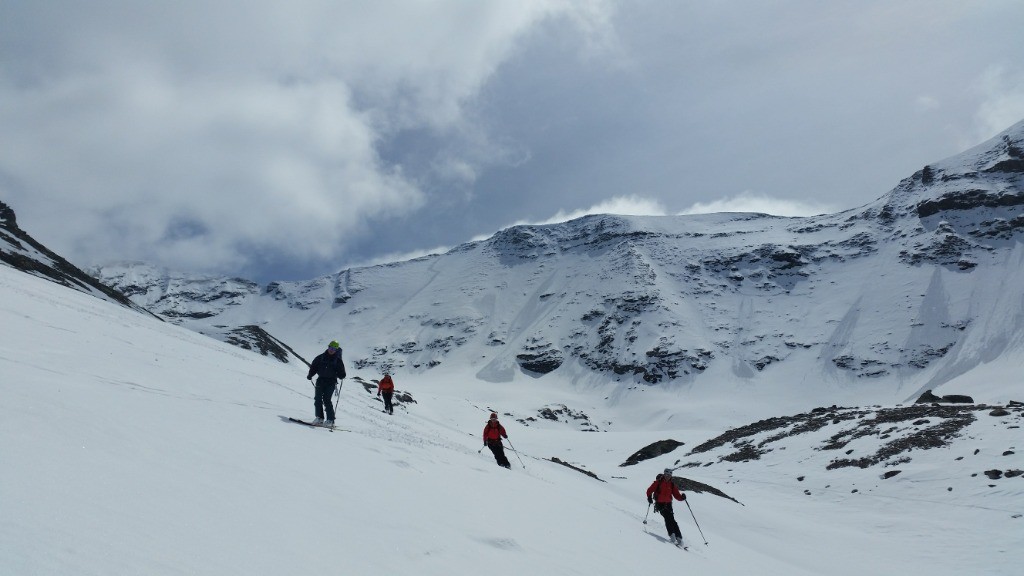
[646,468,686,546]
[306,340,346,426]
[482,413,511,468]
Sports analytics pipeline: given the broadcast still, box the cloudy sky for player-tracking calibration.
[2,1,1023,282]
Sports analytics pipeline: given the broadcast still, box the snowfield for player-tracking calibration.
[2,262,1021,575]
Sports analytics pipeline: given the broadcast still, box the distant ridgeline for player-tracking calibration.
[10,120,1024,398]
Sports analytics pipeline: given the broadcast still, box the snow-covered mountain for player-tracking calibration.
[94,119,1024,412]
[3,122,1023,575]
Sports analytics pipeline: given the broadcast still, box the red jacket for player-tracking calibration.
[646,476,685,504]
[483,420,507,442]
[377,375,394,393]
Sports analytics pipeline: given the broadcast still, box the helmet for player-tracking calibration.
[489,412,498,420]
[664,468,673,476]
[328,340,340,349]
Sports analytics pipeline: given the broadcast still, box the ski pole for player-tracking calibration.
[504,438,526,469]
[685,500,708,546]
[333,379,342,415]
[643,502,651,525]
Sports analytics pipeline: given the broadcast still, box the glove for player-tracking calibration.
[647,497,653,505]
[377,392,381,397]
[680,493,686,501]
[306,375,312,381]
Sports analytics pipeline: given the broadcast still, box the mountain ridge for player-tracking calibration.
[0,200,155,316]
[86,120,1024,410]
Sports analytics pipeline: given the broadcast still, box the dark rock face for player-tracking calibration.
[898,233,978,270]
[915,390,974,404]
[516,339,563,374]
[515,351,563,374]
[224,325,305,364]
[620,439,685,467]
[916,191,1024,219]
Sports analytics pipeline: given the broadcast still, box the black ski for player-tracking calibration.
[288,417,348,431]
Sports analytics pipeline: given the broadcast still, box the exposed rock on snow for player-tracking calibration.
[683,403,1024,476]
[518,404,600,431]
[547,457,605,482]
[621,439,686,467]
[223,325,306,365]
[915,390,975,404]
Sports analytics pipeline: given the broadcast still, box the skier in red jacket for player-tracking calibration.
[646,468,686,546]
[376,373,395,414]
[482,413,511,469]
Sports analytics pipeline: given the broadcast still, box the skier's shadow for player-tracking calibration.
[642,529,673,544]
[278,415,315,427]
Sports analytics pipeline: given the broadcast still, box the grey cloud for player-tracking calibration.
[0,1,606,279]
[1,1,1022,283]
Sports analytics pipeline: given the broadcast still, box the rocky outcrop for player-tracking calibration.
[621,439,685,467]
[0,201,154,316]
[223,325,306,365]
[680,402,1021,472]
[915,390,975,404]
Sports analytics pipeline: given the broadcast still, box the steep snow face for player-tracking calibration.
[90,261,261,319]
[91,121,1024,409]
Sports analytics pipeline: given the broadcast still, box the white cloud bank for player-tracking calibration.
[679,192,839,218]
[0,1,612,275]
[972,65,1024,144]
[521,191,838,227]
[529,195,669,226]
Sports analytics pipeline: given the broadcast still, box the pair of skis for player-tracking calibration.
[287,417,348,432]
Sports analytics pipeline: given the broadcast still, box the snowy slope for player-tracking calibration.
[93,120,1024,416]
[3,256,1022,576]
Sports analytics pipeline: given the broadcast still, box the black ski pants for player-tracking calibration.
[314,378,337,421]
[655,502,682,539]
[486,439,511,468]
[381,391,394,414]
